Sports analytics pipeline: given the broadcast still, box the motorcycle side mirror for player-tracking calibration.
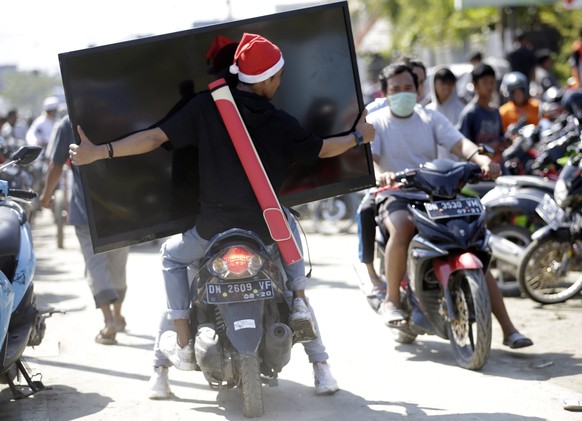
[11,146,42,166]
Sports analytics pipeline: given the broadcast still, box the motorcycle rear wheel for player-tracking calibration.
[517,237,582,304]
[447,269,492,370]
[240,355,264,418]
[311,195,355,234]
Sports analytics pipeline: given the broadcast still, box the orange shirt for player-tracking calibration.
[499,99,540,132]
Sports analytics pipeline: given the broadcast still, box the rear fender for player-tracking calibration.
[219,300,264,355]
[433,253,483,287]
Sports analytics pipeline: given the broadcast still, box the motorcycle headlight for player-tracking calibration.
[554,179,568,207]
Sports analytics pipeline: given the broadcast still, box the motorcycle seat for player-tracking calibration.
[495,175,556,191]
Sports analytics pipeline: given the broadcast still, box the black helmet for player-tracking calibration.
[500,71,528,101]
[562,89,582,119]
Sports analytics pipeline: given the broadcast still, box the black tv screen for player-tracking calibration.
[59,0,374,253]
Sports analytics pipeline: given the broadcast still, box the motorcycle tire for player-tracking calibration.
[311,195,355,235]
[240,355,264,418]
[517,237,582,305]
[489,224,532,297]
[447,269,491,370]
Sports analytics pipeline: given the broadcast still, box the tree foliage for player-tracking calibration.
[0,70,62,116]
[359,0,582,81]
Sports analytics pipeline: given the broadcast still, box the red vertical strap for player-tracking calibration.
[209,78,302,265]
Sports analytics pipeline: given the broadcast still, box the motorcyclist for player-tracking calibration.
[499,71,540,134]
[368,62,532,349]
[69,32,375,394]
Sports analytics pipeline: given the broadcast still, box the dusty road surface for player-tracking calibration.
[1,210,581,420]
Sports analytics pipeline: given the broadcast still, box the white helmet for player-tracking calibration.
[42,96,60,112]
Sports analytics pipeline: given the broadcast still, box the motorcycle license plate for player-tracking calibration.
[536,194,564,228]
[205,279,274,304]
[424,198,483,220]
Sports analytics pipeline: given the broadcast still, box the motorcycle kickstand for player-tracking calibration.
[7,359,46,399]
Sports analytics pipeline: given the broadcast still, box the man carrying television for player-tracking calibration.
[69,32,375,398]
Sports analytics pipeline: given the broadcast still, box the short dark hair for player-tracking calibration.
[378,62,419,95]
[472,63,496,83]
[467,51,482,63]
[434,67,456,84]
[397,55,426,79]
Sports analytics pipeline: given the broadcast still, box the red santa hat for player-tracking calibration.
[229,33,284,84]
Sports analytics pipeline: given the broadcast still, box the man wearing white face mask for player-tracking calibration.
[367,62,500,327]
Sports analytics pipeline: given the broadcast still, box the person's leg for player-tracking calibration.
[158,228,207,369]
[485,270,533,348]
[299,301,339,395]
[379,204,415,327]
[281,208,337,393]
[148,311,174,399]
[281,209,319,340]
[356,190,384,289]
[74,224,121,344]
[108,247,129,330]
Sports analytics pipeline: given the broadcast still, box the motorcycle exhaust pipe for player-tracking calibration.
[194,324,223,382]
[263,323,293,370]
[489,234,526,267]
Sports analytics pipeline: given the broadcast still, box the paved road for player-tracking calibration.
[1,210,581,420]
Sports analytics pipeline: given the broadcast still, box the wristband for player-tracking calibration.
[466,148,480,162]
[353,130,364,146]
[106,142,114,159]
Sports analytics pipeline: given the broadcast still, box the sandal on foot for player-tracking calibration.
[380,303,408,329]
[563,399,582,412]
[95,326,117,345]
[503,332,533,349]
[368,281,387,299]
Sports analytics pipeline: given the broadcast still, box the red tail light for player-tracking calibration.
[222,247,253,274]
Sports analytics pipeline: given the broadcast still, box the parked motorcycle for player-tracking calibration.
[191,228,298,418]
[374,159,492,370]
[484,95,582,296]
[0,146,58,398]
[482,174,555,296]
[517,143,582,304]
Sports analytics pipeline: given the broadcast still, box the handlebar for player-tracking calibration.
[7,188,37,200]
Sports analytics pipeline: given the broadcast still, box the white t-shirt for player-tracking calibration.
[368,104,463,173]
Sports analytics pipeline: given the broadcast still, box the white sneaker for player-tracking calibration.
[313,362,339,396]
[159,331,196,371]
[289,297,317,342]
[147,366,171,400]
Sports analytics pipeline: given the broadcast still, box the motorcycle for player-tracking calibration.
[482,174,555,296]
[517,143,582,304]
[191,228,298,418]
[374,159,492,370]
[0,145,58,398]
[483,105,582,296]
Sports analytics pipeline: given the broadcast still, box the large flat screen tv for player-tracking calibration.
[59,0,374,253]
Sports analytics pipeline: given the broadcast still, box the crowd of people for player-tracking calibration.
[1,25,581,408]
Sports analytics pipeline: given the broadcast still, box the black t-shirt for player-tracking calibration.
[159,88,323,243]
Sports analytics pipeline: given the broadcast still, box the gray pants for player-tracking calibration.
[153,211,329,366]
[75,224,129,308]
